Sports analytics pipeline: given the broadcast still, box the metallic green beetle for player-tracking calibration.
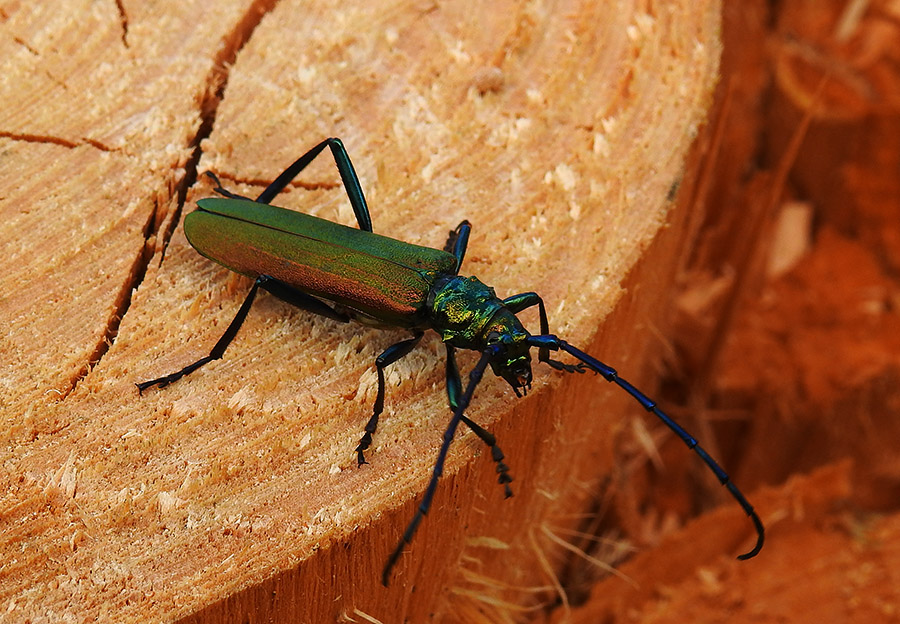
[138,138,764,585]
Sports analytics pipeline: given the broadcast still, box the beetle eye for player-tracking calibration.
[486,331,501,345]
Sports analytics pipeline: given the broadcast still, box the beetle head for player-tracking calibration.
[484,311,533,396]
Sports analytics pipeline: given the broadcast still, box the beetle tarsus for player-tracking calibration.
[459,414,515,497]
[543,357,587,374]
[136,355,215,393]
[355,432,373,467]
[204,172,253,201]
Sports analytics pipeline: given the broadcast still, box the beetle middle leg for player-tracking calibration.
[137,275,349,392]
[355,331,424,466]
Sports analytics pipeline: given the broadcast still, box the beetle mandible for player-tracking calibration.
[138,138,765,585]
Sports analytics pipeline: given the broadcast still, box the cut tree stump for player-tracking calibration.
[0,1,723,622]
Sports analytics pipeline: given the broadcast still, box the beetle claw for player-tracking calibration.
[355,433,373,467]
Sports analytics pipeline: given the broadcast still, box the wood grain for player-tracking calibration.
[0,1,721,621]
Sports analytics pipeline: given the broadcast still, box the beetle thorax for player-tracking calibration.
[427,275,505,349]
[427,275,533,390]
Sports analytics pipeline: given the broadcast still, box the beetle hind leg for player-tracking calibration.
[137,275,350,394]
[258,276,351,324]
[256,138,374,233]
[137,276,265,393]
[204,172,254,201]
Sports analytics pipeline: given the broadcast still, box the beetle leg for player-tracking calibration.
[136,275,352,394]
[255,138,373,233]
[444,344,464,409]
[445,345,513,496]
[137,276,265,392]
[442,221,472,274]
[382,345,498,586]
[503,292,586,374]
[204,172,253,201]
[460,415,513,497]
[257,276,351,324]
[355,331,424,466]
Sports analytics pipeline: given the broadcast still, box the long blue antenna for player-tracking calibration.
[528,334,765,559]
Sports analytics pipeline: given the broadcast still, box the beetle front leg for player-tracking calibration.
[355,331,424,466]
[503,292,586,374]
[382,345,497,585]
[445,345,513,497]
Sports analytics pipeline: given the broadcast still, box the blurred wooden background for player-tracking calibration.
[557,1,900,622]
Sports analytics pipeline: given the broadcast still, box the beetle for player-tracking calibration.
[138,137,765,586]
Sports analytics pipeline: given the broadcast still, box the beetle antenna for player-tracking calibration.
[527,335,765,559]
[382,345,498,586]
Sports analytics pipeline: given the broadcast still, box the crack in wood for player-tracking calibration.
[113,0,129,48]
[62,0,287,400]
[0,131,79,148]
[151,0,285,257]
[0,131,118,152]
[208,171,343,194]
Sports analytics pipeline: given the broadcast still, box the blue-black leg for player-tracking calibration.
[444,343,463,406]
[445,345,513,497]
[356,331,425,466]
[137,275,350,393]
[137,276,264,392]
[527,334,765,560]
[258,276,351,324]
[503,292,585,374]
[255,137,373,232]
[443,220,472,274]
[136,276,262,392]
[382,345,499,586]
